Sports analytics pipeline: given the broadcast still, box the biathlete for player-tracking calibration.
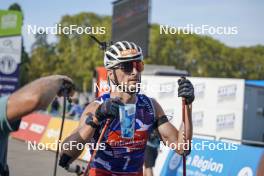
[59,41,194,176]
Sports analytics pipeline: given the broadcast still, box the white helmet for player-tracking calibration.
[104,41,143,69]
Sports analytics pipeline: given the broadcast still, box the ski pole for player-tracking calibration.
[181,76,187,176]
[182,97,187,176]
[53,84,71,176]
[83,118,111,176]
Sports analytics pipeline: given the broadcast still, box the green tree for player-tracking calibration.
[55,12,111,91]
[8,3,22,11]
[148,24,264,79]
[28,12,111,91]
[29,32,60,80]
[27,12,264,92]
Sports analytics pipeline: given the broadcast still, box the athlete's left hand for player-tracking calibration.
[178,77,195,105]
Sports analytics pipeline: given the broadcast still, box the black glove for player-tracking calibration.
[178,77,195,105]
[95,98,124,122]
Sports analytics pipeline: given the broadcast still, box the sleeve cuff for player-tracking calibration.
[0,96,21,133]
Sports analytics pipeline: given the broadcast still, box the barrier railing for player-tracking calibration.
[219,137,264,147]
[193,133,216,140]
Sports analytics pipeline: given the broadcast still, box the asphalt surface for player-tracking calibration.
[8,138,85,176]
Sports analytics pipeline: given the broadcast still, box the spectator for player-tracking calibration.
[144,130,160,176]
[68,98,83,120]
[50,97,60,116]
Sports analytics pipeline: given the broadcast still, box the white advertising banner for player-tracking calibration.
[141,76,245,140]
[140,76,245,175]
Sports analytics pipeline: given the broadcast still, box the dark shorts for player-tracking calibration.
[144,146,158,168]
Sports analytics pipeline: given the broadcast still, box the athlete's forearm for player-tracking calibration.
[60,124,97,163]
[60,102,101,164]
[159,105,192,155]
[79,123,98,142]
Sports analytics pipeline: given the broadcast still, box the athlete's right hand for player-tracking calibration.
[95,97,124,122]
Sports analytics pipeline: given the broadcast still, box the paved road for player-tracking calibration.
[8,138,85,176]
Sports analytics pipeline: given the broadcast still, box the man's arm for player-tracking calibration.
[59,98,123,167]
[153,99,193,155]
[6,75,74,123]
[59,102,100,166]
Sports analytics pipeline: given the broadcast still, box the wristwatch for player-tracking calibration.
[85,114,99,129]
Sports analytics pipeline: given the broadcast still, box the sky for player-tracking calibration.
[1,0,264,52]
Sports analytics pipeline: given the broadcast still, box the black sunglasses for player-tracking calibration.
[113,61,144,73]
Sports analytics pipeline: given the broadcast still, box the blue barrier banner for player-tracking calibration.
[160,138,264,176]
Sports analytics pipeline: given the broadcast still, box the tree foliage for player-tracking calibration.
[148,24,264,79]
[28,13,111,91]
[26,13,264,92]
